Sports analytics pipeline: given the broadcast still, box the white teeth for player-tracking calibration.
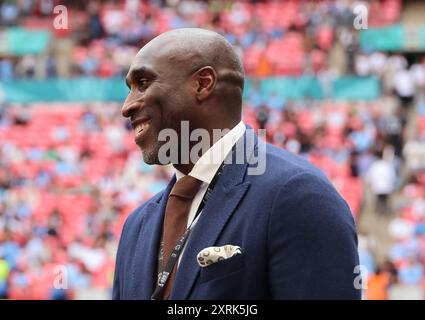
[134,121,150,136]
[135,124,143,134]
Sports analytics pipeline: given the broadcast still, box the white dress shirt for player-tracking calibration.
[174,120,246,264]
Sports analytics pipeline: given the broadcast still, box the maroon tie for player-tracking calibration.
[162,175,202,299]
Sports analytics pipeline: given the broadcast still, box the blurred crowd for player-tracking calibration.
[1,0,425,300]
[358,93,425,300]
[1,94,423,299]
[0,101,173,299]
[0,0,402,79]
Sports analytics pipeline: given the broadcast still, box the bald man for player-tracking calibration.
[113,28,361,300]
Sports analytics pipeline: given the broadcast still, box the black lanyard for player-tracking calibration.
[151,163,225,300]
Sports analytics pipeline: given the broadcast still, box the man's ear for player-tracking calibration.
[194,66,217,102]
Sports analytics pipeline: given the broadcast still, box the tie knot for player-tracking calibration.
[169,175,203,200]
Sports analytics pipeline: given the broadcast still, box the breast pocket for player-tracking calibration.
[198,253,245,284]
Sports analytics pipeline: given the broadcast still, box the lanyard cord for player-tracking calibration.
[151,163,225,300]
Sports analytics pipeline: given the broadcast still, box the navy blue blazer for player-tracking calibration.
[113,129,361,300]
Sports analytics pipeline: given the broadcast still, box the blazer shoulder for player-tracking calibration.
[256,144,353,221]
[259,143,330,187]
[269,165,355,230]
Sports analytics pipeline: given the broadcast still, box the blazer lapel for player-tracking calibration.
[170,129,258,299]
[131,175,176,299]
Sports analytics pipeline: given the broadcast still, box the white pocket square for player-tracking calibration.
[197,245,242,267]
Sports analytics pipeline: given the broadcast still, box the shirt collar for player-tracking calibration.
[175,121,246,183]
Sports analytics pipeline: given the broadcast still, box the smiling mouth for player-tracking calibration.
[134,121,149,135]
[131,117,152,141]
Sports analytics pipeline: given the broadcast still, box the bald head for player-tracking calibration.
[133,28,244,90]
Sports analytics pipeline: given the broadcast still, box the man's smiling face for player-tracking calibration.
[122,41,198,165]
[121,28,244,171]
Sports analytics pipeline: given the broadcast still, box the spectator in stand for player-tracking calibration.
[365,148,397,215]
[394,68,415,110]
[0,58,15,81]
[398,256,424,286]
[366,266,391,300]
[0,0,421,300]
[0,1,19,26]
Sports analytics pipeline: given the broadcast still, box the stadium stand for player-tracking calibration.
[0,0,424,299]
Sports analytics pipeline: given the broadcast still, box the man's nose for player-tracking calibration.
[121,94,139,118]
